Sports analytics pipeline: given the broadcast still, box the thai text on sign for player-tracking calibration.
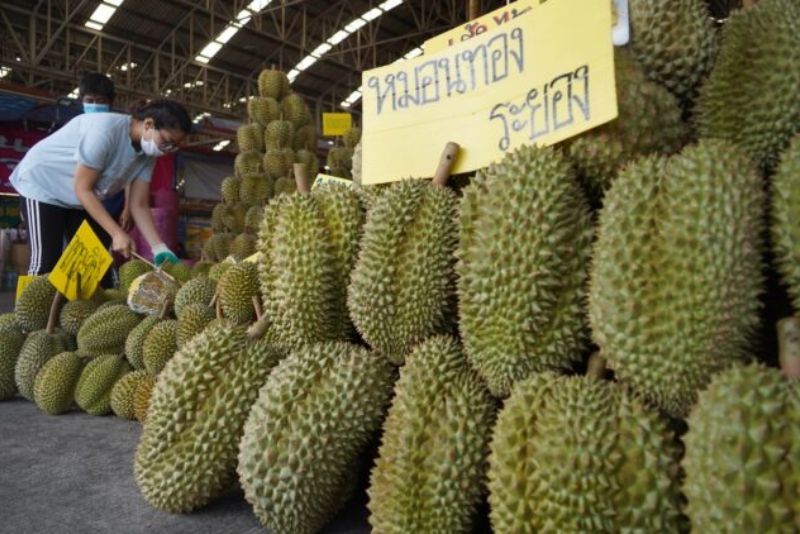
[48,221,113,300]
[361,0,617,184]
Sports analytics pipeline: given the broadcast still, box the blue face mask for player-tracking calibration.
[83,103,110,113]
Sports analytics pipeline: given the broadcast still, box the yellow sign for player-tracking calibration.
[15,275,34,302]
[424,0,538,53]
[361,0,617,185]
[322,113,353,136]
[312,173,355,190]
[48,221,113,301]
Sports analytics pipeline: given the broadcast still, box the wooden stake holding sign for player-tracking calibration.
[48,221,113,301]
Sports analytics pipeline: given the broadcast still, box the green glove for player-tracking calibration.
[151,243,179,267]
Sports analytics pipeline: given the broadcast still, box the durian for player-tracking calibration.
[124,315,159,370]
[176,303,215,348]
[15,276,56,332]
[14,328,74,401]
[343,126,361,149]
[234,151,263,177]
[142,320,178,374]
[257,69,290,100]
[133,374,156,422]
[119,260,152,291]
[237,123,264,153]
[77,304,144,356]
[293,125,317,151]
[211,204,226,233]
[771,134,800,311]
[0,328,25,400]
[219,262,259,325]
[239,174,271,204]
[220,176,241,205]
[58,299,99,336]
[74,354,131,416]
[173,277,216,318]
[263,148,295,180]
[110,369,150,420]
[244,206,264,233]
[280,93,311,129]
[230,233,257,260]
[264,119,294,150]
[33,351,85,415]
[295,149,319,181]
[273,176,296,196]
[248,96,280,127]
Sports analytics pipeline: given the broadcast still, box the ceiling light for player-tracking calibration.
[0,67,10,79]
[195,55,210,64]
[310,43,333,58]
[344,18,367,33]
[327,30,350,45]
[239,96,247,103]
[287,69,300,83]
[247,0,272,11]
[213,139,231,151]
[295,56,317,71]
[105,0,124,6]
[362,7,383,21]
[68,87,80,98]
[89,3,116,24]
[404,47,423,59]
[379,0,404,10]
[235,9,252,25]
[216,25,239,44]
[84,20,103,31]
[199,41,223,58]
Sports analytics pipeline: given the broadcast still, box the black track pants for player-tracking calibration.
[19,196,114,287]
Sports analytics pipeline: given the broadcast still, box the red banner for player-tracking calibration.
[0,127,47,194]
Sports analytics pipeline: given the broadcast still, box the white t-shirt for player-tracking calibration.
[10,113,155,208]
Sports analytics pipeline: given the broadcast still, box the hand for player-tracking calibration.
[112,231,134,258]
[151,242,179,267]
[119,208,133,232]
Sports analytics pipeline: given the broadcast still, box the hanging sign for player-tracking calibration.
[48,221,112,300]
[361,0,617,185]
[322,113,353,136]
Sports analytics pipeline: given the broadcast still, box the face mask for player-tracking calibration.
[83,103,110,113]
[140,126,165,157]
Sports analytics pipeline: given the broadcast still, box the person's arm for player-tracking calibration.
[74,163,133,256]
[119,183,133,231]
[129,178,178,265]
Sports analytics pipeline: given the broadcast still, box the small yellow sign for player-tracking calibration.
[312,173,355,190]
[361,0,617,185]
[322,113,353,136]
[48,221,113,301]
[15,275,34,303]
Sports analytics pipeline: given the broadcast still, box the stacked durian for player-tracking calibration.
[206,68,319,263]
[326,126,360,179]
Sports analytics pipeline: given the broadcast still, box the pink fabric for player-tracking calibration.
[130,207,178,260]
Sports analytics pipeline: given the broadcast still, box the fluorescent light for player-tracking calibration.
[238,96,247,103]
[0,67,10,79]
[68,87,80,98]
[195,55,210,63]
[345,18,367,33]
[213,139,231,151]
[84,20,103,30]
[216,25,239,44]
[327,30,350,45]
[340,87,363,107]
[196,80,204,86]
[105,0,124,6]
[310,43,333,58]
[287,69,300,83]
[380,0,404,10]
[247,0,272,11]
[404,47,423,59]
[362,7,383,21]
[89,3,116,24]
[295,55,317,71]
[235,9,252,24]
[199,41,223,58]
[340,102,351,108]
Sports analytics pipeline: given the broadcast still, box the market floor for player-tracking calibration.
[0,398,370,534]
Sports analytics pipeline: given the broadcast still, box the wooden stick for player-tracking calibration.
[777,317,800,379]
[586,352,607,380]
[158,297,171,320]
[215,296,222,320]
[468,0,480,21]
[294,162,310,193]
[247,315,271,339]
[130,250,157,270]
[46,291,63,335]
[431,142,460,187]
[252,296,263,321]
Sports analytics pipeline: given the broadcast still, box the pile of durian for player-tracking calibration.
[2,1,800,532]
[326,126,361,178]
[205,68,320,263]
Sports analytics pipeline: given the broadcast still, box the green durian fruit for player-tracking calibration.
[695,0,800,170]
[295,148,319,180]
[110,369,150,420]
[263,148,295,180]
[74,354,131,416]
[14,329,74,401]
[244,205,264,234]
[263,184,364,346]
[221,204,246,233]
[368,336,496,533]
[125,316,159,370]
[174,277,216,319]
[629,0,717,100]
[257,69,290,100]
[96,299,125,311]
[589,140,764,416]
[0,312,19,334]
[220,176,241,205]
[343,126,361,149]
[684,364,799,531]
[161,261,191,284]
[176,303,215,348]
[230,233,257,261]
[211,204,226,233]
[273,176,296,196]
[33,351,86,415]
[239,174,271,204]
[102,288,128,302]
[488,372,684,532]
[119,260,152,291]
[15,276,57,332]
[280,93,311,129]
[142,320,178,375]
[458,145,593,397]
[264,119,294,150]
[237,123,264,153]
[211,233,234,261]
[219,262,259,325]
[352,141,362,184]
[234,151,264,177]
[238,341,396,534]
[191,261,213,279]
[208,261,232,282]
[0,328,25,400]
[256,196,285,299]
[326,147,353,173]
[771,135,800,311]
[349,179,458,365]
[248,96,280,127]
[135,324,284,513]
[133,374,156,423]
[292,124,317,151]
[77,304,144,356]
[58,299,99,337]
[567,47,687,200]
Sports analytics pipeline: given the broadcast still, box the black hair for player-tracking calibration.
[79,72,115,101]
[132,99,193,134]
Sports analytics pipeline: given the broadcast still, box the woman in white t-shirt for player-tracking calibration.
[10,99,189,274]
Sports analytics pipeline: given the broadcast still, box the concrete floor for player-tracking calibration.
[0,398,371,534]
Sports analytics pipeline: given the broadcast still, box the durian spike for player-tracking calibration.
[294,162,310,193]
[431,142,460,187]
[46,290,64,335]
[586,351,607,380]
[777,317,800,379]
[252,296,263,321]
